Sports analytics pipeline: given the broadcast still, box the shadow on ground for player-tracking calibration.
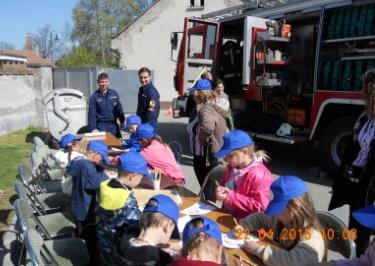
[158,119,333,187]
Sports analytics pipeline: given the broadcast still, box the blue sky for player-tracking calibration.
[1,0,78,49]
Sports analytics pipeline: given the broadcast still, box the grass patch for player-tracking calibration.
[0,126,44,230]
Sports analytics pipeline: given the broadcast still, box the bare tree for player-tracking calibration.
[69,0,155,66]
[0,41,15,50]
[33,24,62,60]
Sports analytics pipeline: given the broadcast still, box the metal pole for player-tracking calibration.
[49,30,58,65]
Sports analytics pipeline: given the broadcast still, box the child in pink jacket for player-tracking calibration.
[215,130,273,219]
[133,123,185,185]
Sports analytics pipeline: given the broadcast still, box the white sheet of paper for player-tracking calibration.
[221,231,258,249]
[178,215,191,232]
[84,132,106,137]
[180,202,217,215]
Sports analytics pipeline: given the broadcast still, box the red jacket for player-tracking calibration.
[219,158,273,219]
[170,258,221,266]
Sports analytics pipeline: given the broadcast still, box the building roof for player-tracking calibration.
[0,54,27,63]
[112,0,161,39]
[0,49,52,67]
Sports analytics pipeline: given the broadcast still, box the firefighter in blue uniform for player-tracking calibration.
[136,67,160,131]
[88,72,125,138]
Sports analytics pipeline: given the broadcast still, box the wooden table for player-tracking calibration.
[76,132,122,152]
[179,193,264,266]
[135,184,265,266]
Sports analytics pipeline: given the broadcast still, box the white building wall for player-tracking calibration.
[112,0,245,105]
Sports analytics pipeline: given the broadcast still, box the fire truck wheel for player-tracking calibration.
[318,116,356,176]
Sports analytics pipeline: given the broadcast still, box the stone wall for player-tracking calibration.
[0,67,53,135]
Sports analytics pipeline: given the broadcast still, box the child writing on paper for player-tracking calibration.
[66,140,109,264]
[115,194,181,265]
[170,216,223,266]
[236,175,327,266]
[53,134,85,195]
[133,123,185,185]
[53,133,84,168]
[96,151,154,264]
[215,130,273,219]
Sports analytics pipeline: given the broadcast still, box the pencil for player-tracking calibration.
[215,180,220,187]
[233,254,255,266]
[233,217,240,227]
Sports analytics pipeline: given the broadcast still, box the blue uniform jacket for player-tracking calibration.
[88,89,125,135]
[67,158,108,221]
[136,83,160,130]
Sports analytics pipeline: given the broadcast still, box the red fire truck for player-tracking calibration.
[171,0,374,173]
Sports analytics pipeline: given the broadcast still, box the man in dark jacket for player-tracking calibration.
[136,67,160,131]
[88,72,125,138]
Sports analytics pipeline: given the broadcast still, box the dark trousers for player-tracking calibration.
[76,219,98,266]
[193,154,214,186]
[349,195,375,256]
[97,122,121,138]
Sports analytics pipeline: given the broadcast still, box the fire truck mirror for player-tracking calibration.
[171,32,179,50]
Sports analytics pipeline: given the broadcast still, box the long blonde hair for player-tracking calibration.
[194,90,218,104]
[233,144,270,162]
[287,192,322,233]
[278,192,327,257]
[362,69,375,118]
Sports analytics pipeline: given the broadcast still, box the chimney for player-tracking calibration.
[24,33,33,50]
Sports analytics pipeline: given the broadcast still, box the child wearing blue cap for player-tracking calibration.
[170,216,223,266]
[214,130,273,219]
[134,123,185,185]
[236,175,326,266]
[121,115,142,152]
[319,205,375,266]
[53,133,83,168]
[96,151,154,264]
[66,140,109,263]
[51,133,84,195]
[115,194,180,265]
[123,114,142,134]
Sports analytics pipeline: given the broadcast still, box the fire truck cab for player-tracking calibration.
[172,0,374,173]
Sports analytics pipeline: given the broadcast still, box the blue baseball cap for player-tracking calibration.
[143,194,180,239]
[60,134,82,149]
[183,216,222,245]
[265,175,308,216]
[188,79,212,93]
[215,130,254,158]
[122,115,142,131]
[352,205,375,229]
[132,123,156,140]
[118,152,154,180]
[87,140,110,165]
